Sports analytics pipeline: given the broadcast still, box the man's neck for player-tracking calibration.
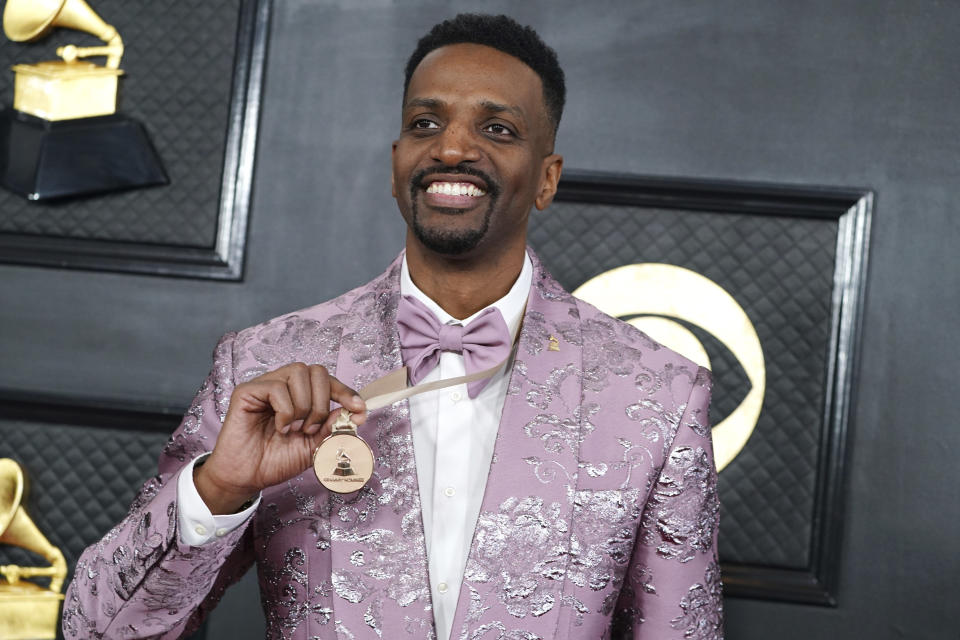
[404,234,527,320]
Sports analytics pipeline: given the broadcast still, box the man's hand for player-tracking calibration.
[194,363,366,514]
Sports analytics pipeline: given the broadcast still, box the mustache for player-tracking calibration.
[410,165,501,197]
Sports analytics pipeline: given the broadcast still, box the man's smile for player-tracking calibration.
[425,181,487,197]
[412,169,497,212]
[422,180,487,209]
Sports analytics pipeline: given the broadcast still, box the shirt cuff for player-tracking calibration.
[176,453,260,546]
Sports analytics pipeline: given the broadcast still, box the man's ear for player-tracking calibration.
[390,141,398,198]
[534,154,564,211]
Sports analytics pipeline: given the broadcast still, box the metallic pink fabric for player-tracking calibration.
[397,294,512,398]
[62,249,723,639]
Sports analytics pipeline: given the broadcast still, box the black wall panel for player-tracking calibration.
[1,1,957,638]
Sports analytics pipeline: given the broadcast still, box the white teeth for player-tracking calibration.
[425,181,486,197]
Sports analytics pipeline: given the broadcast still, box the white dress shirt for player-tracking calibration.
[401,253,531,640]
[176,252,532,640]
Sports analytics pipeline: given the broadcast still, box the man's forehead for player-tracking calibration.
[408,44,541,91]
[405,43,545,116]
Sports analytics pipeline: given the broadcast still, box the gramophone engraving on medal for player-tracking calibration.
[0,0,167,200]
[313,409,375,493]
[332,448,355,476]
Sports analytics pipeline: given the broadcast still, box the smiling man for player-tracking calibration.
[393,38,564,323]
[63,14,722,640]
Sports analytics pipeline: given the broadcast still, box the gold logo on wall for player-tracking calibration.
[573,264,766,471]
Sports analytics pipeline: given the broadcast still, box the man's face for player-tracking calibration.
[392,43,562,257]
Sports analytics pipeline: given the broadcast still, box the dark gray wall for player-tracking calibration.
[1,1,957,638]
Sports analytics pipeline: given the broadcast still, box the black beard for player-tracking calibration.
[410,199,494,255]
[408,165,500,255]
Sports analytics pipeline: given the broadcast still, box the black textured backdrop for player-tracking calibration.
[529,202,838,569]
[3,1,958,637]
[0,0,240,246]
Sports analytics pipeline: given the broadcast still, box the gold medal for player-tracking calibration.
[313,409,374,493]
[311,348,518,492]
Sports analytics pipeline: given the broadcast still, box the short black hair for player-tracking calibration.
[404,13,566,135]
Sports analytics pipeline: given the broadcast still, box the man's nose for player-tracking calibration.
[431,124,481,166]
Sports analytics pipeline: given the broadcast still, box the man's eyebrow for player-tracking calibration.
[479,100,526,120]
[402,97,527,121]
[403,97,445,111]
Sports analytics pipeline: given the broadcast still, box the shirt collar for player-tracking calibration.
[399,251,532,342]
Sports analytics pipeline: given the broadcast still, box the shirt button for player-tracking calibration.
[215,528,228,537]
[438,582,449,594]
[450,391,462,403]
[443,486,456,498]
[194,524,208,536]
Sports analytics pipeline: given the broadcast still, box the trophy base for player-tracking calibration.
[0,109,168,201]
[12,61,122,121]
[0,582,63,640]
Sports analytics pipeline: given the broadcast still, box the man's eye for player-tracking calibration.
[412,119,439,130]
[484,123,514,136]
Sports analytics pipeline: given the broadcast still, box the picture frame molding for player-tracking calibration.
[0,0,273,281]
[553,170,873,605]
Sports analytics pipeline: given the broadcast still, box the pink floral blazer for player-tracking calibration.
[63,251,722,639]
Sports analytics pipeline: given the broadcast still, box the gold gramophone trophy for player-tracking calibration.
[0,0,167,200]
[0,458,66,640]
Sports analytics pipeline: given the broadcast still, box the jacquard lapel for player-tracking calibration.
[450,251,586,639]
[327,256,436,638]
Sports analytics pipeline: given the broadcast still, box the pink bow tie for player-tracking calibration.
[397,295,512,398]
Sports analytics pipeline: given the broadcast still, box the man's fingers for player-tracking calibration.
[329,377,367,424]
[263,381,296,434]
[283,363,314,432]
[243,363,367,436]
[301,373,367,435]
[303,365,331,433]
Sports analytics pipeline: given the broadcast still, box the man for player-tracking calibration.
[63,14,722,640]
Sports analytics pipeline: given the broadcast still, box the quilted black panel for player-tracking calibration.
[0,0,241,247]
[529,201,837,569]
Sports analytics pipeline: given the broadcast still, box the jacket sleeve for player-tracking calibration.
[62,333,256,640]
[612,366,724,639]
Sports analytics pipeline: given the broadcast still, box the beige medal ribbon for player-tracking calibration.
[313,351,514,493]
[359,357,512,411]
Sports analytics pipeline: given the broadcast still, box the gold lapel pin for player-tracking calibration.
[548,335,560,352]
